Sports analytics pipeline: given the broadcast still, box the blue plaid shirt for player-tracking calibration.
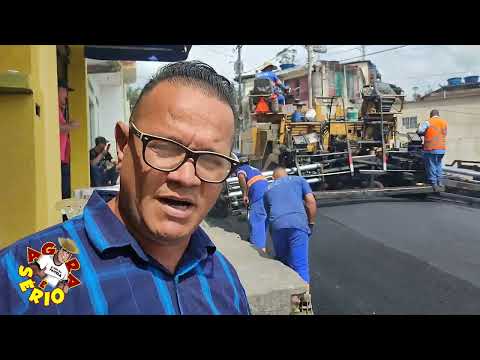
[0,191,250,315]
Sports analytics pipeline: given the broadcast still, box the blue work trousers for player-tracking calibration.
[271,228,310,283]
[248,199,268,249]
[423,152,444,186]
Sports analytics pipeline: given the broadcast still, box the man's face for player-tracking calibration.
[117,82,234,244]
[97,143,106,153]
[58,87,68,110]
[56,249,71,264]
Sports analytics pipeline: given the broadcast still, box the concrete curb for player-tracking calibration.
[202,220,308,315]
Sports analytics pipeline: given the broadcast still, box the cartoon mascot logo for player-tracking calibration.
[17,238,81,307]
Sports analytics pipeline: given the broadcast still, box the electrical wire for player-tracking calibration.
[327,46,362,56]
[339,45,409,62]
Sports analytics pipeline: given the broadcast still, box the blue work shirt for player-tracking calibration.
[256,70,281,84]
[264,176,313,234]
[291,111,304,122]
[256,71,288,94]
[0,191,250,315]
[236,164,269,203]
[417,119,446,155]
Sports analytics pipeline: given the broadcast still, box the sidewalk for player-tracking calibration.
[202,220,308,315]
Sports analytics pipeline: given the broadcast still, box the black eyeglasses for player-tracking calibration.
[129,122,239,183]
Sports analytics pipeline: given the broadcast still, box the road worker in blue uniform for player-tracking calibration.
[236,157,269,252]
[291,100,305,122]
[263,166,317,313]
[255,63,290,107]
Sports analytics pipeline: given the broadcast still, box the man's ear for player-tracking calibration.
[115,121,129,170]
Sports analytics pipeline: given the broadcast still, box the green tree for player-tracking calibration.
[127,86,142,111]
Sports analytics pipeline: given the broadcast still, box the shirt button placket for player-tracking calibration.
[173,276,183,315]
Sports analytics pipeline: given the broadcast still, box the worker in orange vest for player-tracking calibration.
[417,109,447,192]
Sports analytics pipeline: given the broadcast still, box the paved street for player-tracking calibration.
[208,198,480,314]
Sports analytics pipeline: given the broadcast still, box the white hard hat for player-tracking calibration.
[305,109,317,121]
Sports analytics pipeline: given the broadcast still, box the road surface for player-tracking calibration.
[208,197,480,314]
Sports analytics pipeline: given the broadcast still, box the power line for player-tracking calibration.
[327,46,362,56]
[339,45,409,62]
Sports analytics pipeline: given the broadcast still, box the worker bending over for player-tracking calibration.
[417,109,448,193]
[263,167,317,313]
[236,157,269,252]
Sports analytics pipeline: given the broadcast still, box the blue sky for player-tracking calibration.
[134,45,480,100]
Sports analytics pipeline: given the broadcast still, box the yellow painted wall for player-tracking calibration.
[32,46,62,229]
[0,45,61,249]
[68,46,90,192]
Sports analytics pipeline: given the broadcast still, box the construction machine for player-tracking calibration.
[211,60,430,217]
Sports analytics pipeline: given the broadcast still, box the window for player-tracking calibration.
[402,116,418,129]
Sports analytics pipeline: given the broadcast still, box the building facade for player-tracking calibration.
[87,60,136,158]
[401,82,480,163]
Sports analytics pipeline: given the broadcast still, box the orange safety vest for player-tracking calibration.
[246,175,266,188]
[424,116,447,151]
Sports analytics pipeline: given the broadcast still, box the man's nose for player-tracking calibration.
[166,158,202,187]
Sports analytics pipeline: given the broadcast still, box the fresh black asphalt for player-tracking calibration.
[207,198,480,314]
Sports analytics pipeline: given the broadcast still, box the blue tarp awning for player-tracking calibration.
[84,45,192,62]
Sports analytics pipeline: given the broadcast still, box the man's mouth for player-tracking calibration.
[157,197,195,211]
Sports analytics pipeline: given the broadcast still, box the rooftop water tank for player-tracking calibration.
[464,75,479,84]
[447,77,463,86]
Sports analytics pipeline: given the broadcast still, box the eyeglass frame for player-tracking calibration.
[129,121,239,183]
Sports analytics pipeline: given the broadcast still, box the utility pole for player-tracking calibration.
[307,45,313,110]
[235,45,243,130]
[412,86,419,101]
[361,45,366,60]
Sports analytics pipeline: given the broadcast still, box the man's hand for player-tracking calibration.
[304,193,317,231]
[31,263,46,278]
[308,223,315,232]
[69,121,80,129]
[57,282,69,295]
[243,195,250,207]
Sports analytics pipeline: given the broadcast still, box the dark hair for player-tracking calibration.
[130,61,238,122]
[95,136,107,146]
[430,109,440,117]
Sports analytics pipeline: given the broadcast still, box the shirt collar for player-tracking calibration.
[83,191,216,267]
